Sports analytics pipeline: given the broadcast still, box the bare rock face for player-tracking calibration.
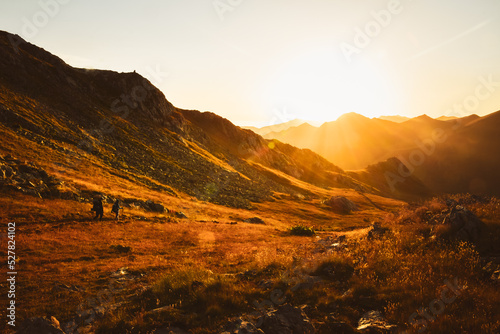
[443,205,484,243]
[18,316,66,334]
[324,196,358,214]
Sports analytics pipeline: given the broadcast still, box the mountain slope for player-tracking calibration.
[0,31,384,207]
[264,112,453,170]
[408,110,500,196]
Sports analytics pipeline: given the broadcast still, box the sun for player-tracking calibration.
[263,49,401,122]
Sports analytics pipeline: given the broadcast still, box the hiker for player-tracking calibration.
[111,199,121,220]
[91,196,104,220]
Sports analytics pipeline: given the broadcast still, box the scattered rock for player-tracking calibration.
[0,157,67,198]
[245,217,265,224]
[175,211,188,219]
[222,317,264,334]
[317,314,355,334]
[260,304,316,334]
[18,316,66,334]
[258,279,275,289]
[110,267,130,278]
[357,310,397,332]
[237,269,258,280]
[442,205,484,243]
[110,244,132,253]
[324,196,358,214]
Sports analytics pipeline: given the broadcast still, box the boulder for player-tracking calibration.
[145,200,165,213]
[18,316,66,334]
[357,310,397,332]
[324,196,358,214]
[442,205,484,243]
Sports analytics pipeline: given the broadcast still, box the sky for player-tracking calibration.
[1,0,500,127]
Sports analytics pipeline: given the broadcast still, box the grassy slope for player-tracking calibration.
[3,191,500,333]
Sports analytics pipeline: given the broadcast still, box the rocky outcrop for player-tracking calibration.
[442,205,484,243]
[0,154,63,198]
[145,200,165,213]
[324,196,359,214]
[223,304,315,334]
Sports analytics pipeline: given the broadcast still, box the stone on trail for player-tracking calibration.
[357,310,397,332]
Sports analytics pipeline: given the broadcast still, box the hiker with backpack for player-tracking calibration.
[111,199,121,220]
[91,195,104,220]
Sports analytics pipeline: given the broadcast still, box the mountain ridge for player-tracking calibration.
[1,30,415,207]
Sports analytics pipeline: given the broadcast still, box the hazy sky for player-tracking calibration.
[1,0,500,126]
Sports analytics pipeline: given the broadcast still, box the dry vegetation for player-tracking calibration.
[2,189,500,333]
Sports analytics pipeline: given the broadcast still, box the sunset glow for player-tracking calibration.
[1,1,499,126]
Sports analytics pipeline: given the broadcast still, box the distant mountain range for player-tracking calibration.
[260,111,500,196]
[242,119,308,136]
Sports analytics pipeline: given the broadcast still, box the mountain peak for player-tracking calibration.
[336,112,369,123]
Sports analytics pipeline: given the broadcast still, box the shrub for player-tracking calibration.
[289,224,315,236]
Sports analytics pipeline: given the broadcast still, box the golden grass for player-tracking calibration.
[1,131,498,333]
